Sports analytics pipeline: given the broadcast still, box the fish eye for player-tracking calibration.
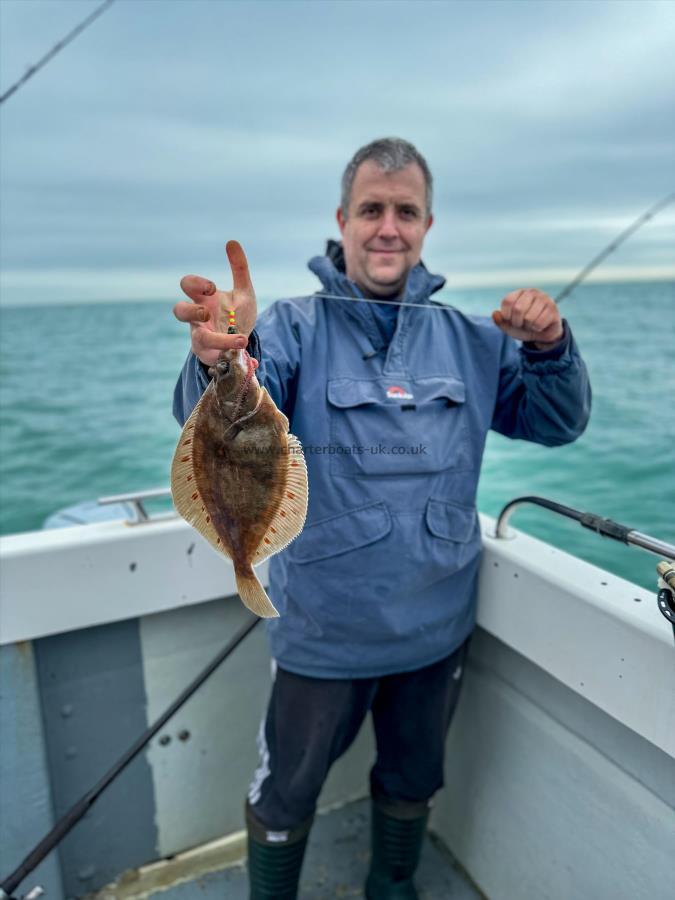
[217,360,231,375]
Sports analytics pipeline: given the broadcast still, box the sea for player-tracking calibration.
[1,280,673,592]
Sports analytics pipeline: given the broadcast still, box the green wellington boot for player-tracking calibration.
[365,798,430,900]
[246,802,312,900]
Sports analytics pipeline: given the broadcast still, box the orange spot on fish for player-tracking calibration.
[287,492,295,499]
[183,439,192,445]
[187,475,192,481]
[290,461,299,467]
[192,492,199,500]
[270,527,277,533]
[264,538,271,545]
[206,515,210,523]
[280,510,287,517]
[216,538,221,544]
[181,456,190,462]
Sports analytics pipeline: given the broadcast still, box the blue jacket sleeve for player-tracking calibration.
[491,319,591,446]
[172,352,210,427]
[253,302,303,419]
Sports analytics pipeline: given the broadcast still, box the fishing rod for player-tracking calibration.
[554,191,675,303]
[0,0,116,106]
[0,613,260,900]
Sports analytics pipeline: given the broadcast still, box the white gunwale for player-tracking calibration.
[0,514,672,757]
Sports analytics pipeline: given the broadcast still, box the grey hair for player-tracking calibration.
[340,137,433,217]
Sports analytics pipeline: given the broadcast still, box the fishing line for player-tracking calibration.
[308,191,675,310]
[0,0,116,106]
[316,293,456,310]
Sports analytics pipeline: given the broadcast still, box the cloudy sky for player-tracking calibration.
[1,0,673,305]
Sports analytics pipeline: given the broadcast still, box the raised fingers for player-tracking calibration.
[180,275,217,303]
[193,328,248,355]
[173,300,210,324]
[226,240,254,293]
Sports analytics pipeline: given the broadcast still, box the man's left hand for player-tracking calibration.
[492,289,563,349]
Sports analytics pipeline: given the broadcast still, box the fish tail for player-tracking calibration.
[235,565,279,618]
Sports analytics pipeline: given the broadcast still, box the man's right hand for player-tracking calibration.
[173,240,258,367]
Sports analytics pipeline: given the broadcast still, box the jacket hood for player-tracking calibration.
[308,239,446,305]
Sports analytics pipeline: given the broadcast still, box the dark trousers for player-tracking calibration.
[247,639,470,833]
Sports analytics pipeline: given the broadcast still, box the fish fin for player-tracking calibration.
[260,386,289,430]
[236,566,279,618]
[170,389,234,562]
[252,432,308,565]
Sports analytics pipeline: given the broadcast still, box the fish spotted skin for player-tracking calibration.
[171,348,308,617]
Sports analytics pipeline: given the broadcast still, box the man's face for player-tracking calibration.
[336,160,433,297]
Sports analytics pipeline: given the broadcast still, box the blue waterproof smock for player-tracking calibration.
[174,244,591,678]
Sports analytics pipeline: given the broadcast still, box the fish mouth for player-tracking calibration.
[214,348,258,379]
[238,349,259,386]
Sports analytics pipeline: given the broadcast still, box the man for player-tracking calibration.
[173,138,591,899]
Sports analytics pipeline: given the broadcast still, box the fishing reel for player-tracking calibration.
[656,561,675,639]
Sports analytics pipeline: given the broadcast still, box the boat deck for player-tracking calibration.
[5,519,673,900]
[141,798,483,899]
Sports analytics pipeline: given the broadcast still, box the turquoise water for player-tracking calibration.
[1,281,673,590]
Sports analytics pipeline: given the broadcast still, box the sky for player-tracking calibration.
[0,0,674,305]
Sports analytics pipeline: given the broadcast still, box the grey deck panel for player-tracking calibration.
[0,643,65,900]
[150,798,483,899]
[34,618,157,897]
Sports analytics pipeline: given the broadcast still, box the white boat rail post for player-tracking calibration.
[495,495,675,645]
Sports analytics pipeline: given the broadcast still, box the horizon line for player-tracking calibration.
[1,264,673,308]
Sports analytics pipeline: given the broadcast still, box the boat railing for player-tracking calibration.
[97,487,175,524]
[495,495,675,559]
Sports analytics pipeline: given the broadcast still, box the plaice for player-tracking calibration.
[171,347,308,618]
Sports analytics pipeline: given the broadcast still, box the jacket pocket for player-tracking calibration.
[425,498,478,544]
[326,375,470,478]
[289,501,392,564]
